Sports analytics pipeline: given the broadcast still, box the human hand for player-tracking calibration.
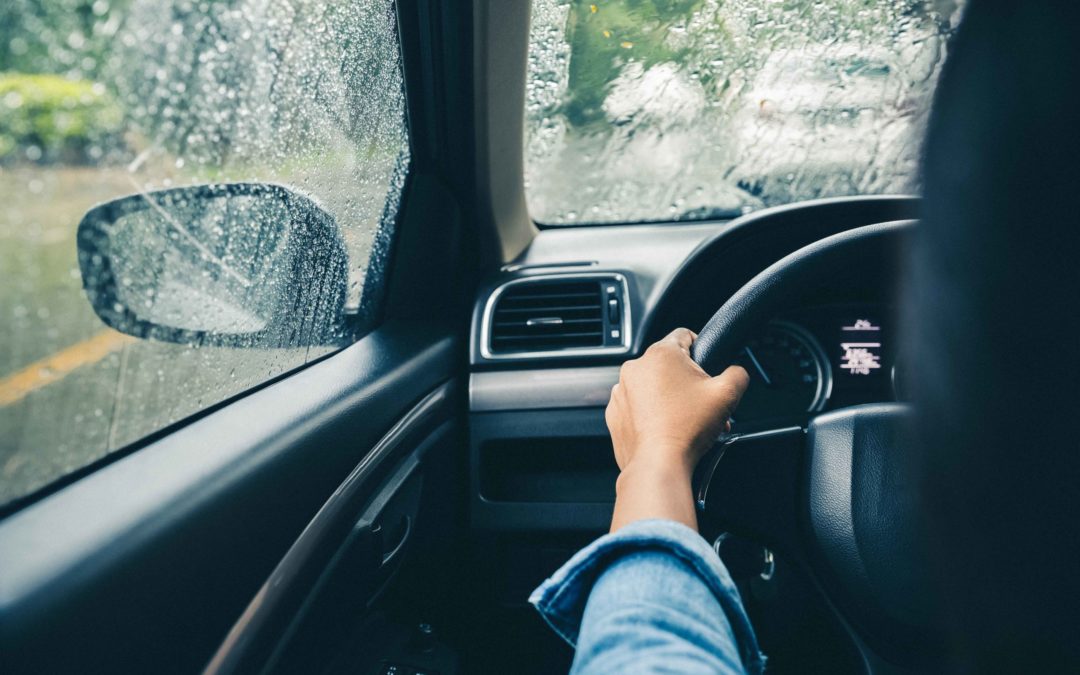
[606,328,749,532]
[606,327,750,476]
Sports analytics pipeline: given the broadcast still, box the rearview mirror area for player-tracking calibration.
[76,183,350,348]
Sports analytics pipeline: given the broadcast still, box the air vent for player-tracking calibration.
[485,275,629,357]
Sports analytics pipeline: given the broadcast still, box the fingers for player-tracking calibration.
[604,384,618,432]
[709,365,750,414]
[719,364,750,390]
[661,327,695,354]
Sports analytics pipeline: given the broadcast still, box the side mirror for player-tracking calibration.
[76,183,349,348]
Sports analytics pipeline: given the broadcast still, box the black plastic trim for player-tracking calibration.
[206,383,456,675]
[470,408,614,532]
[0,320,457,675]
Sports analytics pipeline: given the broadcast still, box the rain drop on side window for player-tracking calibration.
[0,0,409,505]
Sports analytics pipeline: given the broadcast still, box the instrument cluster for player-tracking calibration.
[733,303,900,429]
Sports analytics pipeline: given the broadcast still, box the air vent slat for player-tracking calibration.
[487,277,623,355]
[494,318,602,328]
[493,331,604,342]
[493,325,603,340]
[498,291,600,302]
[495,305,602,315]
[496,307,600,316]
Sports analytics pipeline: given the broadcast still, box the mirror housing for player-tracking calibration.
[76,183,350,348]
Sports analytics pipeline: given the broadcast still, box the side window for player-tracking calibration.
[0,0,410,506]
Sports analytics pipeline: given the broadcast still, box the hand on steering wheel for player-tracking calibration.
[605,327,749,533]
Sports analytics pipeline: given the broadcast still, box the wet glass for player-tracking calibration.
[525,0,965,225]
[0,0,409,506]
[109,193,285,334]
[78,184,349,344]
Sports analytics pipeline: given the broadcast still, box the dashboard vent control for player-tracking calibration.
[486,276,629,356]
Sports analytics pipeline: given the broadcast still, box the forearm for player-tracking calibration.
[572,548,744,674]
[610,457,698,533]
[530,520,766,675]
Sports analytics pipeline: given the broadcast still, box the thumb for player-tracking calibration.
[708,365,750,415]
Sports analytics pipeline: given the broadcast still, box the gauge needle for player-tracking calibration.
[743,346,772,386]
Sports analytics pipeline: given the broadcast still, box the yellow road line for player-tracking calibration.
[0,330,135,407]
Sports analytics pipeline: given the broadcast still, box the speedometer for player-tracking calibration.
[733,322,831,423]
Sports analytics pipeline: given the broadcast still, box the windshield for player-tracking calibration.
[524,0,964,225]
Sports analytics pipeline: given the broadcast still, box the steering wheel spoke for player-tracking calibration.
[694,426,805,558]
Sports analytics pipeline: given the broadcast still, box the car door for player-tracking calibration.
[0,1,480,672]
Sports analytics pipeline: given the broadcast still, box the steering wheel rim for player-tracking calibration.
[689,220,946,669]
[691,220,915,377]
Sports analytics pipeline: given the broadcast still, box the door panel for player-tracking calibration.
[207,389,455,675]
[0,320,458,674]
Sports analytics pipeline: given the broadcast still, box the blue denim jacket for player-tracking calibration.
[530,519,766,674]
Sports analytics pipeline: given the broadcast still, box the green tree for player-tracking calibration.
[561,0,729,127]
[0,0,134,78]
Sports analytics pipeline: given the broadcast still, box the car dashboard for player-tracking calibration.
[468,196,917,533]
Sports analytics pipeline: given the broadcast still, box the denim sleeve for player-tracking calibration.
[529,519,765,675]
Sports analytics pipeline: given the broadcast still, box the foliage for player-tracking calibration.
[557,0,957,130]
[0,72,123,163]
[0,0,133,79]
[561,0,729,127]
[0,0,960,165]
[111,0,404,169]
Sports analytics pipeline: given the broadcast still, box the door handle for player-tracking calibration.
[379,515,412,567]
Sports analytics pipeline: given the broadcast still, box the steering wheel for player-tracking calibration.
[690,220,941,669]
